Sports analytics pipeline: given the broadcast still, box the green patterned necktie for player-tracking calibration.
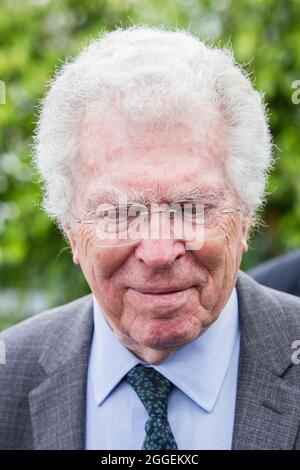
[126,364,178,450]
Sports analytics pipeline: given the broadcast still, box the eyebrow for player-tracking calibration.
[172,187,227,203]
[84,184,227,208]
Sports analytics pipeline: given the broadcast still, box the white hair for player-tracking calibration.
[33,25,273,225]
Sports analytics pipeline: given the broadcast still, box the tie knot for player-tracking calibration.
[126,365,172,419]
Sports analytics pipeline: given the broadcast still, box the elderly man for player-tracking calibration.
[1,26,300,451]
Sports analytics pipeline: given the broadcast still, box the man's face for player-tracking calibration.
[66,110,250,364]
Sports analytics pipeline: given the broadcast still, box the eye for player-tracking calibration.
[169,202,202,220]
[106,210,118,220]
[184,205,198,217]
[127,204,148,221]
[94,207,122,223]
[183,203,204,219]
[109,208,128,223]
[203,204,215,215]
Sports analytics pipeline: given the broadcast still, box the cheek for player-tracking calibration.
[192,239,226,274]
[94,244,137,279]
[76,226,134,280]
[193,216,244,277]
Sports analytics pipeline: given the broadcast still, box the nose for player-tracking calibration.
[135,238,186,269]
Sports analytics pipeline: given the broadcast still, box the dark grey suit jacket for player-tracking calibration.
[1,271,300,450]
[249,249,300,297]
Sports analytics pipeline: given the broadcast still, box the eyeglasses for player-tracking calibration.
[75,199,242,249]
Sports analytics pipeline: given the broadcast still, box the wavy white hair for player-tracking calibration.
[33,25,273,226]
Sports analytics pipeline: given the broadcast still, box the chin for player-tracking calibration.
[136,316,200,350]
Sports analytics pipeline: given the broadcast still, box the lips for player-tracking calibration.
[132,286,192,294]
[128,286,194,310]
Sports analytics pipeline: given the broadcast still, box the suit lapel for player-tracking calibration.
[232,348,300,449]
[29,295,94,450]
[233,272,300,449]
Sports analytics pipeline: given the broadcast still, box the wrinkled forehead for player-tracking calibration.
[77,103,226,164]
[74,108,229,206]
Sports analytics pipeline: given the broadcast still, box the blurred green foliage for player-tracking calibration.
[1,0,300,329]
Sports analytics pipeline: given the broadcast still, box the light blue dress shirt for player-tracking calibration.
[86,289,240,450]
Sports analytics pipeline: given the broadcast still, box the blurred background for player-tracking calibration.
[0,0,300,329]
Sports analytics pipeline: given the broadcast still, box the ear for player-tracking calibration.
[63,222,80,265]
[241,216,251,253]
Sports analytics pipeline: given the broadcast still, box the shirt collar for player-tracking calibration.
[91,288,239,412]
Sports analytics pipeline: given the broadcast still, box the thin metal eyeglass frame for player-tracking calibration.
[75,204,242,226]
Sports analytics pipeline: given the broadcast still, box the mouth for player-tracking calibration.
[134,287,191,295]
[129,286,195,308]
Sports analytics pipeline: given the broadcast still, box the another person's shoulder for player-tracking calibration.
[249,249,300,296]
[250,249,300,276]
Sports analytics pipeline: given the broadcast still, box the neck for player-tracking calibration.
[127,344,177,365]
[114,329,177,364]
